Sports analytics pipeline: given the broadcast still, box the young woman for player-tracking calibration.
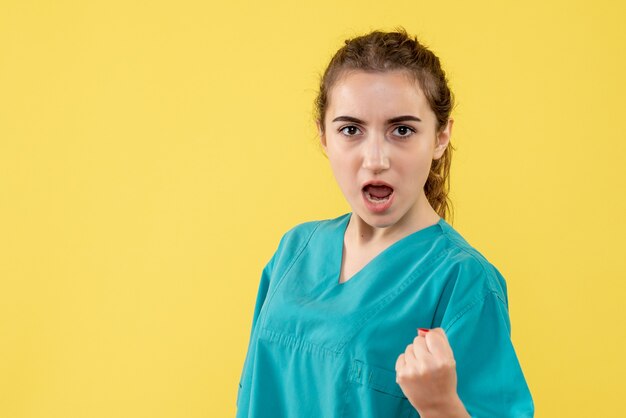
[236,29,534,418]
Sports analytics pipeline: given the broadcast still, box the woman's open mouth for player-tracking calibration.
[362,183,395,213]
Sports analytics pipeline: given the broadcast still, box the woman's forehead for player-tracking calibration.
[326,70,432,121]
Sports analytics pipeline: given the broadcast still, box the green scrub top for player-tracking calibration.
[236,213,534,417]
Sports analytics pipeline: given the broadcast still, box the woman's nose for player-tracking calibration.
[362,135,390,173]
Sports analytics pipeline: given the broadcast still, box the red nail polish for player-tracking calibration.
[418,328,430,333]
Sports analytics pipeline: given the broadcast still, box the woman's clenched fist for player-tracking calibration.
[395,328,469,417]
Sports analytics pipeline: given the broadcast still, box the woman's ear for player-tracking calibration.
[317,120,327,151]
[433,118,453,160]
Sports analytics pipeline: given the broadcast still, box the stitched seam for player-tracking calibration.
[350,359,407,399]
[259,328,340,357]
[439,230,505,296]
[442,290,505,333]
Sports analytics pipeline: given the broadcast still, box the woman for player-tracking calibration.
[236,28,534,417]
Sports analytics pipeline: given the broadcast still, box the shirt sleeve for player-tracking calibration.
[236,251,276,406]
[249,258,273,335]
[443,290,535,418]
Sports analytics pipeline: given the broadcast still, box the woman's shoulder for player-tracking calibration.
[276,213,349,248]
[264,213,349,269]
[436,220,509,305]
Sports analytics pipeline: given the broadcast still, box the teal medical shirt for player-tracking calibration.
[236,213,534,417]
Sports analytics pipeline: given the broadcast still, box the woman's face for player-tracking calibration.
[319,70,452,230]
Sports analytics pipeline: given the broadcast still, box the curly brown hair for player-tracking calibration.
[314,28,456,223]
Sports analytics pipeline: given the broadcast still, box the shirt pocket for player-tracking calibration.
[342,359,418,418]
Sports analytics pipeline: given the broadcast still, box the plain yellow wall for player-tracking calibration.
[1,0,625,417]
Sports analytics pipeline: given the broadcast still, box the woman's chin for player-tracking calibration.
[351,210,398,230]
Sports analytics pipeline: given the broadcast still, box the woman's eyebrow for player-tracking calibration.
[332,116,365,124]
[388,115,422,123]
[331,115,422,124]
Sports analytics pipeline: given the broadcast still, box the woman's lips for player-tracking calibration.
[362,180,393,190]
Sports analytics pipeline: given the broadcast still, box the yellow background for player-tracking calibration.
[1,0,625,417]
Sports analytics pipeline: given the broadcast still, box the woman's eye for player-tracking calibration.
[340,126,361,136]
[392,125,415,138]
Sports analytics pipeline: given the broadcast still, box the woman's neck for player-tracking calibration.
[346,204,440,248]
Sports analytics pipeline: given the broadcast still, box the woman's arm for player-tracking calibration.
[418,396,470,418]
[398,289,534,417]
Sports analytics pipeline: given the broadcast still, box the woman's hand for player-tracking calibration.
[395,328,470,418]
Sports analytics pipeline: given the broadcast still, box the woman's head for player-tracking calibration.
[315,28,455,224]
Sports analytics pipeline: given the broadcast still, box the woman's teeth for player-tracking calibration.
[365,191,391,202]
